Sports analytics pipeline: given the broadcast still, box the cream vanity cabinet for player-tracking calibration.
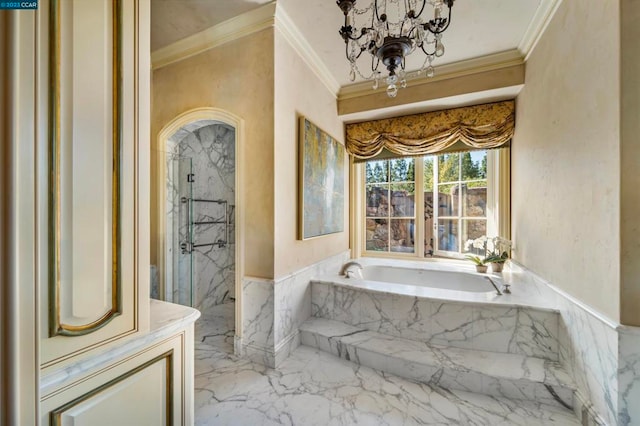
[11,0,200,424]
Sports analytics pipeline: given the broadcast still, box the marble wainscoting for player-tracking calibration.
[618,328,640,425]
[507,262,640,426]
[240,251,350,368]
[241,277,276,366]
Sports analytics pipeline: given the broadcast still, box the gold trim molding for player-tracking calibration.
[48,0,123,337]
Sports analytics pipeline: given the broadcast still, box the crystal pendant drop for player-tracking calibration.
[386,84,398,98]
[435,41,445,57]
[349,68,356,82]
[426,66,435,78]
[372,78,379,90]
[400,79,407,88]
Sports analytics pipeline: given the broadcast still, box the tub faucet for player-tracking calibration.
[340,261,363,278]
[485,276,502,296]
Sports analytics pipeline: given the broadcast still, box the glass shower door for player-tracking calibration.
[166,154,194,307]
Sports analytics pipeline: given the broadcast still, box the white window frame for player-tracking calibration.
[350,148,510,260]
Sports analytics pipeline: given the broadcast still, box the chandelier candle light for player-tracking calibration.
[337,0,455,97]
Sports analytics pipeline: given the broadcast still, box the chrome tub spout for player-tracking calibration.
[339,261,363,278]
[486,276,502,296]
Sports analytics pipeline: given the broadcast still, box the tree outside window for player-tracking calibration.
[365,159,416,253]
[364,150,488,258]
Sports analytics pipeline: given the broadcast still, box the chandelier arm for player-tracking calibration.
[400,18,408,36]
[414,0,427,19]
[440,6,453,32]
[345,41,368,62]
[371,54,380,72]
[436,6,453,33]
[374,0,381,21]
[348,31,370,41]
[421,42,435,56]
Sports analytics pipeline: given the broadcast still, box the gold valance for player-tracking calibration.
[345,100,515,160]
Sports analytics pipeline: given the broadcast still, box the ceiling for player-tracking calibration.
[151,0,272,51]
[151,0,549,90]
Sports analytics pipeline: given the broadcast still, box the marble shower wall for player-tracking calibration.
[167,122,236,312]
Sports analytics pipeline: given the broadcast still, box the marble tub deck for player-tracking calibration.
[194,304,580,425]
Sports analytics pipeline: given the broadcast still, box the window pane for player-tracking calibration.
[461,151,487,180]
[437,219,459,252]
[462,182,487,217]
[366,184,389,217]
[390,219,415,253]
[437,183,459,216]
[366,219,388,251]
[365,160,388,183]
[391,183,415,217]
[462,219,487,255]
[423,156,435,191]
[390,158,415,182]
[424,191,435,256]
[438,153,459,183]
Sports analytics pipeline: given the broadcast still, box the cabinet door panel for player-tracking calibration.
[52,0,121,334]
[40,0,142,366]
[53,353,171,426]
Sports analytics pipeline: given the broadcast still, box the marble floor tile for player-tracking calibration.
[195,302,235,354]
[194,306,579,426]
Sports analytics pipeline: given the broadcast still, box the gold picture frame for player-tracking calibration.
[298,117,345,240]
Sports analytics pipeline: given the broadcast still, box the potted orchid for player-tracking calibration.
[464,236,512,273]
[464,236,489,273]
[485,236,512,273]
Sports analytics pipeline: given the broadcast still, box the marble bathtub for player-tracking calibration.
[312,258,561,361]
[357,263,500,295]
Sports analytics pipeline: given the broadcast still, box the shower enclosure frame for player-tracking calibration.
[156,107,244,353]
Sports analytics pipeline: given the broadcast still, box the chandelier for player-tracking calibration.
[337,0,455,97]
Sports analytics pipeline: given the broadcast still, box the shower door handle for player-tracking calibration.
[181,196,194,254]
[180,241,193,254]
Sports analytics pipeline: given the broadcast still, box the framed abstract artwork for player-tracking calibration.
[298,117,345,240]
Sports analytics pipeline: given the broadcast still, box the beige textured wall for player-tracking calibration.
[620,0,640,326]
[512,0,621,321]
[151,29,275,278]
[272,30,349,278]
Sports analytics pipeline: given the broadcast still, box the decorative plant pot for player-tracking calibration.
[475,265,488,273]
[491,262,504,273]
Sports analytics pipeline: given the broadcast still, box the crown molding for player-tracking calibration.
[151,2,277,70]
[151,0,561,97]
[518,0,563,60]
[274,7,341,97]
[150,1,341,98]
[338,49,524,101]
